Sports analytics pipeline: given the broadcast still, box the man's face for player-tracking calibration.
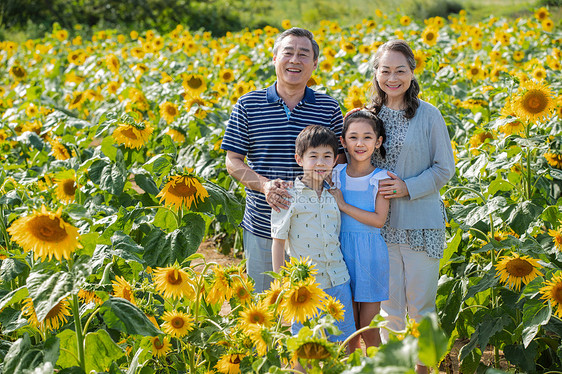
[273,35,317,90]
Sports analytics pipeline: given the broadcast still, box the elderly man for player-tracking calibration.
[221,27,345,292]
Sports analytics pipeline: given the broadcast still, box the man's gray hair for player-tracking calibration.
[273,27,320,61]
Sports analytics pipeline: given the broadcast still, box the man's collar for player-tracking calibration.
[266,83,316,105]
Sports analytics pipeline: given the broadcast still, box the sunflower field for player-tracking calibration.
[0,5,561,373]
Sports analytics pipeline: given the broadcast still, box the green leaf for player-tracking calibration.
[371,335,418,372]
[542,205,561,225]
[3,334,41,374]
[440,228,462,270]
[27,262,90,321]
[487,178,514,196]
[0,286,29,311]
[89,159,127,195]
[84,329,125,372]
[464,267,497,301]
[192,182,244,224]
[134,173,160,195]
[143,213,206,267]
[101,136,117,162]
[459,311,511,361]
[417,314,448,368]
[459,346,481,374]
[56,329,80,368]
[0,258,28,282]
[436,277,464,336]
[503,342,537,372]
[153,207,178,231]
[100,298,163,336]
[522,298,550,347]
[506,201,543,236]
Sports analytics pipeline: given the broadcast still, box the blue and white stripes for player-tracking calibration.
[222,83,343,239]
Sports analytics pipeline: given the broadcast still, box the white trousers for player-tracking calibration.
[380,243,440,343]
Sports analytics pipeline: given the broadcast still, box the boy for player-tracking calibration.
[271,125,355,342]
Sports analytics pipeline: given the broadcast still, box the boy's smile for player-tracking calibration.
[295,145,337,193]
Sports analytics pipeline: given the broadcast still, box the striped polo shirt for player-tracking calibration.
[221,83,344,239]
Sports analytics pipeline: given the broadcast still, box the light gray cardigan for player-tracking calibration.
[388,99,455,230]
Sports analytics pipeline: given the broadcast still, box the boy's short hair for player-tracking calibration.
[295,125,338,157]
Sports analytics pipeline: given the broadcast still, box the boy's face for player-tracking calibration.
[295,145,337,187]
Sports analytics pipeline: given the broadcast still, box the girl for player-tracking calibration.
[328,108,390,350]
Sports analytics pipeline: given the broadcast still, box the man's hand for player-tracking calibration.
[264,179,292,212]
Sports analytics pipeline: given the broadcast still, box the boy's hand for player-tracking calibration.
[264,179,292,212]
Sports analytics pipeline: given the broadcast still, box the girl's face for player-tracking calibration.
[375,50,414,106]
[341,120,383,164]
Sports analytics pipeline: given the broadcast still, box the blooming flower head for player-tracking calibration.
[215,352,246,374]
[112,275,136,305]
[322,295,345,321]
[156,174,209,211]
[513,80,555,123]
[495,253,542,291]
[22,297,72,331]
[153,264,194,300]
[112,120,153,150]
[150,336,171,358]
[541,272,562,318]
[549,228,562,251]
[8,205,81,261]
[280,280,327,324]
[161,310,194,338]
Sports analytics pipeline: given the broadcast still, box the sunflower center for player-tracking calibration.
[121,127,139,140]
[63,180,77,196]
[223,72,232,80]
[524,92,546,113]
[295,287,311,304]
[166,106,178,116]
[297,342,331,359]
[187,77,203,89]
[426,33,435,41]
[71,94,83,105]
[30,216,68,242]
[46,302,63,319]
[13,67,25,77]
[169,181,197,197]
[153,338,164,349]
[166,269,183,285]
[554,284,562,303]
[229,354,241,364]
[171,316,184,329]
[250,312,265,324]
[505,258,533,277]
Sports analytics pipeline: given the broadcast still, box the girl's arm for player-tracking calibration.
[272,238,286,272]
[329,188,390,228]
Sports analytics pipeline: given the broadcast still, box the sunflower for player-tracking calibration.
[280,256,318,283]
[281,19,292,29]
[161,310,194,338]
[541,18,554,32]
[151,336,171,358]
[513,51,525,62]
[495,253,542,291]
[153,264,194,300]
[545,153,562,169]
[400,15,411,26]
[106,54,120,74]
[541,273,562,318]
[112,121,153,150]
[232,277,254,305]
[55,177,77,203]
[307,75,320,87]
[219,69,235,83]
[68,92,86,110]
[9,65,27,80]
[166,128,186,144]
[22,297,72,331]
[287,332,336,365]
[466,64,485,81]
[421,27,439,46]
[513,80,555,123]
[322,296,345,321]
[183,74,207,96]
[77,289,103,305]
[239,302,272,334]
[50,139,71,160]
[469,131,494,150]
[7,205,81,261]
[215,352,246,374]
[112,275,136,304]
[413,50,426,74]
[549,228,562,251]
[318,59,333,73]
[280,280,326,323]
[532,66,547,81]
[263,279,283,308]
[156,174,209,211]
[344,94,364,111]
[535,7,549,21]
[206,264,233,305]
[247,325,270,356]
[159,101,179,124]
[498,119,525,136]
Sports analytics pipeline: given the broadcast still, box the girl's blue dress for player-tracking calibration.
[336,164,389,302]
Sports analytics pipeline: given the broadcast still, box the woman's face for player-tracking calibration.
[375,50,414,106]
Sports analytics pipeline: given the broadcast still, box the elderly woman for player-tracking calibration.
[368,39,455,374]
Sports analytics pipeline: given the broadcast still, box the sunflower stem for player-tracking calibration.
[0,205,12,252]
[71,293,86,371]
[82,305,101,336]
